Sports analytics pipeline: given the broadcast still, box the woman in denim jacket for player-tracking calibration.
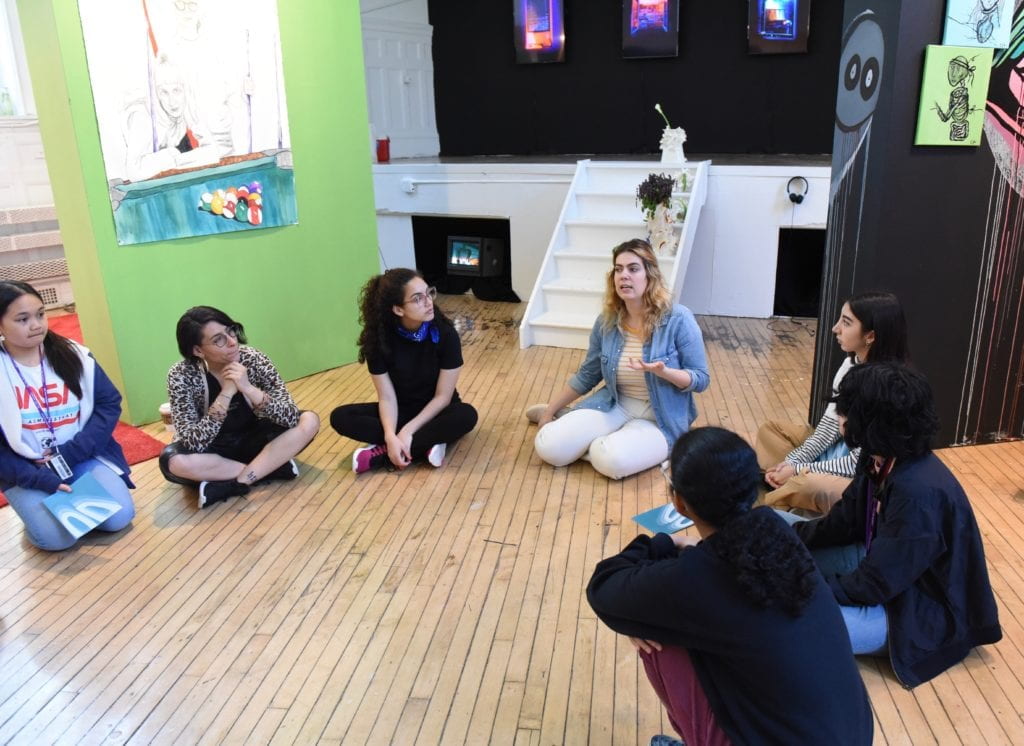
[531,239,710,479]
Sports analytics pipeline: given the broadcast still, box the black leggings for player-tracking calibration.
[330,401,478,460]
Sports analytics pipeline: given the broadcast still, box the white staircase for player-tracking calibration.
[519,159,710,349]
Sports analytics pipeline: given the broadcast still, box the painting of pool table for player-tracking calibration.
[78,0,297,244]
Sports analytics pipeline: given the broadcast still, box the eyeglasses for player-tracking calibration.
[206,325,240,348]
[174,0,199,11]
[404,286,437,307]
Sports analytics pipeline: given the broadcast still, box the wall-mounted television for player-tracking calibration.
[447,236,506,277]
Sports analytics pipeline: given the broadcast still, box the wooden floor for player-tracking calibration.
[1,296,1022,745]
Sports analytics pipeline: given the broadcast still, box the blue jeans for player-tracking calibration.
[4,458,135,551]
[776,510,888,656]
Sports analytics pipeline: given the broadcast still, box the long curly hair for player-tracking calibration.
[0,281,85,399]
[601,239,672,339]
[356,268,450,364]
[669,427,818,617]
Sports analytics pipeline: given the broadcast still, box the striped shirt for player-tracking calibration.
[785,356,860,478]
[617,330,649,401]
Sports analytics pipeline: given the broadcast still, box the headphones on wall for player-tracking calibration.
[786,175,809,204]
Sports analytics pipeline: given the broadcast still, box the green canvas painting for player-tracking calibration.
[915,44,994,147]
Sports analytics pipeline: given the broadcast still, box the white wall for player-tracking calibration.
[372,163,575,299]
[680,165,831,317]
[0,120,53,209]
[359,0,427,24]
[360,0,438,158]
[372,162,831,318]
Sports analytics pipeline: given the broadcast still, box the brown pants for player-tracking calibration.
[754,421,850,514]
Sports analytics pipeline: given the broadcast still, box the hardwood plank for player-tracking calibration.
[0,298,1020,745]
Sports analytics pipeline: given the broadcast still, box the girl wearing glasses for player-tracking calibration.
[530,239,709,479]
[160,306,320,508]
[330,269,478,473]
[0,281,135,551]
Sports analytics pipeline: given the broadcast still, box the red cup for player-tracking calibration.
[376,137,391,163]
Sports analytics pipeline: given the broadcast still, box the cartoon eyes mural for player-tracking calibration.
[835,12,885,132]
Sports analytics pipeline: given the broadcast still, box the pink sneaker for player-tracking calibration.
[352,443,388,474]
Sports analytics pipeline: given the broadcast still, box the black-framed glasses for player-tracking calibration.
[404,286,438,307]
[206,325,240,348]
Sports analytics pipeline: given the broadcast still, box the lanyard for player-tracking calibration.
[5,345,58,445]
[864,457,895,553]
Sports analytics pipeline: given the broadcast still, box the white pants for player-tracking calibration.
[534,396,669,480]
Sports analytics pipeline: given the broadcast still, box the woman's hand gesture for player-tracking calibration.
[628,357,667,375]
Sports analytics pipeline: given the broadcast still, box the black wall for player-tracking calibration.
[812,1,1018,446]
[428,1,844,156]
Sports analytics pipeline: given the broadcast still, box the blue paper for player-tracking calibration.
[633,502,694,534]
[42,472,121,539]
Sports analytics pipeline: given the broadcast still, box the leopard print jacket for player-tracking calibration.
[166,346,300,452]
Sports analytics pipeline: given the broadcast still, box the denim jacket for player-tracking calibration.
[568,305,710,446]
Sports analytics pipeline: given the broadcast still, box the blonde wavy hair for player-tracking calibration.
[601,239,672,339]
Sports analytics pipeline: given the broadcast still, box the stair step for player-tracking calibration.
[564,222,654,247]
[584,164,697,191]
[531,310,597,330]
[543,278,606,293]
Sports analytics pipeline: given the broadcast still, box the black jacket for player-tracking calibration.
[794,452,1001,688]
[587,510,873,746]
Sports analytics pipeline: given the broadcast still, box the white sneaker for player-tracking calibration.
[427,443,446,467]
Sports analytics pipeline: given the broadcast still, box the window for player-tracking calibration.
[0,0,35,117]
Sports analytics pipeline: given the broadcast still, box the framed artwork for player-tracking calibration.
[943,0,1015,49]
[77,0,297,245]
[622,0,680,59]
[513,0,565,64]
[747,0,811,55]
[915,44,994,146]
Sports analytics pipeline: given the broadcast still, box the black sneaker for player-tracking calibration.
[197,479,250,509]
[261,459,299,483]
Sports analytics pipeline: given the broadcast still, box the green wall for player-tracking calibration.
[18,0,379,423]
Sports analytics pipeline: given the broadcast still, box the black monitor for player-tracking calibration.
[447,236,482,276]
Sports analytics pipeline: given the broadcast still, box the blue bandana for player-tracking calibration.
[395,321,440,343]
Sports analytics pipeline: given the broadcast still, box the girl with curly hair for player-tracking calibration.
[330,269,478,473]
[587,426,872,746]
[529,239,709,479]
[791,363,1001,688]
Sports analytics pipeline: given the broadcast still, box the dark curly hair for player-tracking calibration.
[0,280,84,399]
[834,362,939,461]
[846,291,909,363]
[356,268,450,364]
[175,306,248,362]
[669,427,817,617]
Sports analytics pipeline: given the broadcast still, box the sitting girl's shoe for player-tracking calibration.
[525,403,570,424]
[427,443,446,467]
[525,403,547,424]
[198,479,250,509]
[352,444,389,474]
